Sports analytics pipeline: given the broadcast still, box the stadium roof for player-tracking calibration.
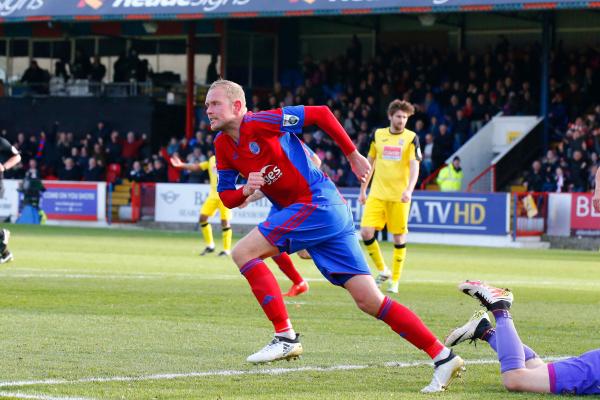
[0,0,594,23]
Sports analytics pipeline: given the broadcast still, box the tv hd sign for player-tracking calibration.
[341,189,510,236]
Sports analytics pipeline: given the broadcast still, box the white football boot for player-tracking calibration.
[445,310,492,347]
[246,334,303,363]
[374,267,391,286]
[387,280,399,294]
[421,351,466,393]
[458,280,513,311]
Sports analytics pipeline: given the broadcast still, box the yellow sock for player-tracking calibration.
[364,237,386,272]
[391,244,407,283]
[200,222,214,247]
[222,227,232,251]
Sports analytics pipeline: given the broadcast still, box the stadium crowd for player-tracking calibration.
[1,38,598,194]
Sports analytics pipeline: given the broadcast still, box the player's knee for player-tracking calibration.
[231,245,247,267]
[199,215,209,223]
[362,234,376,244]
[353,295,380,316]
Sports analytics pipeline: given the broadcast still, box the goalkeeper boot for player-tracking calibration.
[445,310,492,347]
[458,280,513,311]
[387,280,399,294]
[246,334,303,364]
[421,351,465,393]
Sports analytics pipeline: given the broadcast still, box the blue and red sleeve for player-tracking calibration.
[303,106,356,156]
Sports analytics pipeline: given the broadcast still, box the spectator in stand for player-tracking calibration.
[58,157,82,181]
[421,133,435,177]
[453,109,470,150]
[569,150,588,192]
[91,142,106,166]
[437,156,464,192]
[71,49,92,80]
[552,166,570,193]
[121,131,146,167]
[91,121,110,142]
[186,147,206,183]
[150,158,168,182]
[433,124,453,170]
[106,131,123,165]
[83,157,104,181]
[523,160,544,192]
[206,54,219,85]
[89,55,106,83]
[21,60,50,95]
[129,160,145,182]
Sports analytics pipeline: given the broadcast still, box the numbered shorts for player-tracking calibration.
[360,196,409,234]
[200,196,232,221]
[258,203,370,286]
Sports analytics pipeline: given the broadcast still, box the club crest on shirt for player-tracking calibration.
[249,142,260,154]
[283,114,299,127]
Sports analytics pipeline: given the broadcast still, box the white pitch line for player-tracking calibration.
[0,392,92,400]
[0,356,569,389]
[2,271,600,290]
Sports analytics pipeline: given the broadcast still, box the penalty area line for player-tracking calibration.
[0,356,568,389]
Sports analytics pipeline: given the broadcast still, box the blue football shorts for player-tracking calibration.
[259,203,370,286]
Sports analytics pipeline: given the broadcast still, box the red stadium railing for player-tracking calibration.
[419,163,446,190]
[467,164,496,192]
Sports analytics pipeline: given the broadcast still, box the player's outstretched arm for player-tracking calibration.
[303,106,370,182]
[593,167,600,213]
[170,155,202,172]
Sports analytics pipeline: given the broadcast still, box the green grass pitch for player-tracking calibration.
[0,224,598,399]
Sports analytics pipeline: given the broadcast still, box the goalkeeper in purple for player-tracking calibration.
[447,280,600,395]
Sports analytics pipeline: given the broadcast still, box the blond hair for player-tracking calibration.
[209,79,247,111]
[388,99,415,117]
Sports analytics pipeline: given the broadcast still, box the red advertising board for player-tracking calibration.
[570,193,600,235]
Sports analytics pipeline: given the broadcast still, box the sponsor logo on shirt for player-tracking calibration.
[283,114,299,127]
[260,164,283,185]
[382,146,402,161]
[249,142,260,155]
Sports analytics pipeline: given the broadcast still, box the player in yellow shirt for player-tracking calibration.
[358,100,421,294]
[171,154,233,256]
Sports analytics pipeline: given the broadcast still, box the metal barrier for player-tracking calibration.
[419,163,446,190]
[512,191,548,238]
[467,164,496,192]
